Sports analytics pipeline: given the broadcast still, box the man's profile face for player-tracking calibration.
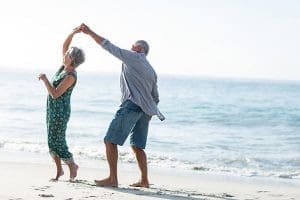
[131,43,142,52]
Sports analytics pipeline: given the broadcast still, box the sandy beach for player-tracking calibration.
[1,0,300,199]
[0,160,299,200]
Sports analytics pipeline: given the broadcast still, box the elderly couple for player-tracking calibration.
[38,23,164,188]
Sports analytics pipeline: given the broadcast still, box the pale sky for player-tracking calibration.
[0,0,299,80]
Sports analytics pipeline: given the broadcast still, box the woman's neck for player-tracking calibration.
[63,65,75,72]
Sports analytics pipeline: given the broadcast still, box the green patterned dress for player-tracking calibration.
[46,66,77,163]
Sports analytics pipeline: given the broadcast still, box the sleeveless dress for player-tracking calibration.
[46,66,77,163]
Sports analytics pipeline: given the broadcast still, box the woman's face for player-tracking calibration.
[63,52,72,66]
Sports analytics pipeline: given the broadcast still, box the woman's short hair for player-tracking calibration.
[68,47,85,67]
[135,40,150,56]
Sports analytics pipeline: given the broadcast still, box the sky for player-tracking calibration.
[0,0,299,80]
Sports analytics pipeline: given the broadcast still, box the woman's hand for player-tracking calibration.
[38,73,75,99]
[38,73,47,81]
[72,26,81,35]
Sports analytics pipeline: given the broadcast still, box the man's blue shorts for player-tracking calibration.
[104,100,151,149]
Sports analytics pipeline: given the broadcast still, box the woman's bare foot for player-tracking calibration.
[51,170,64,181]
[130,181,149,188]
[69,164,79,182]
[94,177,118,187]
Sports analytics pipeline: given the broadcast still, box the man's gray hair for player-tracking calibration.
[135,40,150,56]
[68,47,85,67]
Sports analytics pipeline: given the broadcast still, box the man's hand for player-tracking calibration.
[77,23,103,44]
[79,23,92,34]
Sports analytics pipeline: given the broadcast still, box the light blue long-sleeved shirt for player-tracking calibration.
[100,39,164,120]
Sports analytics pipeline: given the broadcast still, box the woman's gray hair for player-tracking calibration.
[68,47,85,67]
[135,40,150,56]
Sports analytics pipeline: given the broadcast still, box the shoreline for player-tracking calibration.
[0,159,299,200]
[1,149,299,181]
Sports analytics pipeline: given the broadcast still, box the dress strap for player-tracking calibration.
[55,66,64,76]
[66,71,77,82]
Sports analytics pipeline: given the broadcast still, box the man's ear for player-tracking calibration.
[138,46,143,52]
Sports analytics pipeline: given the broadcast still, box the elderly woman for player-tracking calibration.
[38,28,85,181]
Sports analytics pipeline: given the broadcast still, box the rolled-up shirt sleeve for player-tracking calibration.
[100,39,137,63]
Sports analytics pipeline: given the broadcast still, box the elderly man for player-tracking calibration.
[79,23,164,188]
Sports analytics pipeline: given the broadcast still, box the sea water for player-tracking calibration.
[0,69,299,180]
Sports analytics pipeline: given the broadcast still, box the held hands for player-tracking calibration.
[69,23,90,36]
[70,23,92,36]
[75,23,92,34]
[72,26,81,35]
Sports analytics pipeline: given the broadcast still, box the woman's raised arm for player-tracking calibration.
[62,27,81,57]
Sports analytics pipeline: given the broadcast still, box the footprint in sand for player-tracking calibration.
[222,193,235,198]
[257,190,269,193]
[38,194,55,198]
[33,186,51,192]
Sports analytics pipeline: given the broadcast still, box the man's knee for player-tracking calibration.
[105,141,117,148]
[131,145,143,154]
[104,139,113,144]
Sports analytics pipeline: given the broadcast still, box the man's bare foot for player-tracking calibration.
[94,178,118,187]
[50,170,64,181]
[69,164,79,182]
[130,181,149,188]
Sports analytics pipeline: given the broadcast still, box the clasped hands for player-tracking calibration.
[72,23,91,35]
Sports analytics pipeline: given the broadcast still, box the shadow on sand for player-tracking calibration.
[71,179,236,200]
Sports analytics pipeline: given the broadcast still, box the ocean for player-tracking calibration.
[0,68,299,180]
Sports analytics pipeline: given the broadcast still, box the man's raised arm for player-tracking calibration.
[78,23,137,63]
[79,23,104,44]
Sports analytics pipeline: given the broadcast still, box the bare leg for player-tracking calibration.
[68,162,79,182]
[130,146,149,188]
[51,156,64,181]
[94,142,118,187]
